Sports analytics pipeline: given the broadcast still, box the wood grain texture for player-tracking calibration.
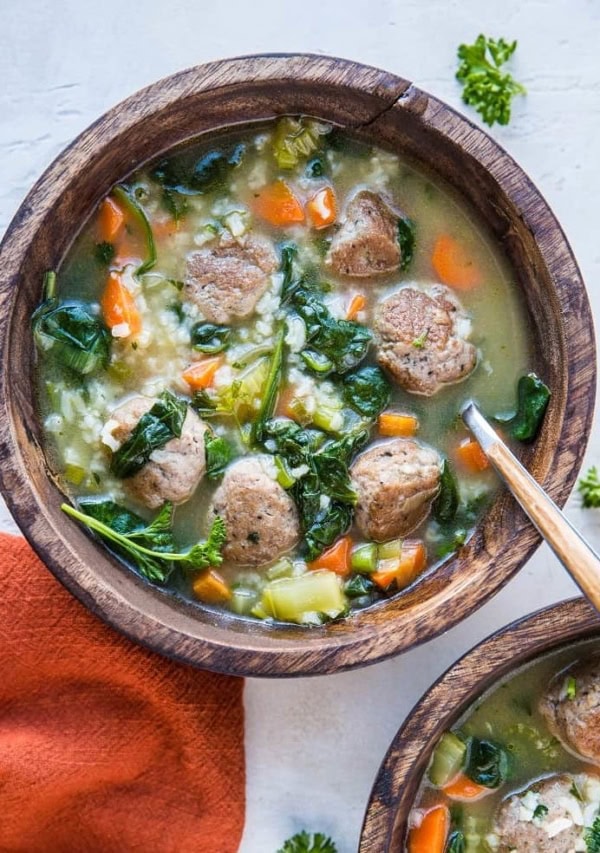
[0,54,595,677]
[360,597,600,851]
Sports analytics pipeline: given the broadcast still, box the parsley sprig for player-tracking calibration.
[578,466,600,508]
[277,831,337,853]
[456,35,526,126]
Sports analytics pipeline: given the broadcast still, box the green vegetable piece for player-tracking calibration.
[350,543,378,573]
[301,350,334,374]
[343,365,391,418]
[266,558,294,581]
[464,737,509,788]
[277,831,337,853]
[456,34,526,127]
[565,675,577,700]
[262,571,347,625]
[161,187,188,222]
[275,455,296,489]
[272,117,330,170]
[397,217,416,271]
[433,460,460,524]
[579,466,600,508]
[446,831,466,853]
[585,814,600,853]
[64,463,86,486]
[112,185,156,275]
[191,322,231,354]
[533,804,549,820]
[95,241,115,265]
[428,732,467,787]
[500,373,551,442]
[344,573,375,599]
[229,587,259,615]
[306,156,326,178]
[152,144,245,195]
[32,271,112,376]
[251,326,286,444]
[280,243,300,302]
[378,538,402,561]
[111,390,188,479]
[412,330,428,349]
[205,431,234,480]
[62,500,226,581]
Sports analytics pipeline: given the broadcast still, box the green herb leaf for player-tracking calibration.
[565,675,577,700]
[111,391,188,478]
[94,241,115,265]
[344,574,376,599]
[412,330,429,349]
[585,814,600,853]
[533,804,549,820]
[397,217,416,271]
[464,737,509,788]
[205,431,235,479]
[343,365,391,418]
[497,373,551,442]
[191,322,231,354]
[456,34,526,127]
[578,466,600,508]
[433,460,460,524]
[277,830,337,853]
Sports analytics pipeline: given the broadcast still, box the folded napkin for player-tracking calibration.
[0,533,245,853]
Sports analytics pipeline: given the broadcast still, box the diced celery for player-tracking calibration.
[274,455,296,489]
[351,543,378,573]
[312,405,344,433]
[428,731,467,787]
[230,588,259,616]
[272,117,330,170]
[378,538,402,561]
[287,397,311,425]
[250,601,272,620]
[64,463,86,486]
[261,571,346,624]
[266,558,294,581]
[233,358,269,422]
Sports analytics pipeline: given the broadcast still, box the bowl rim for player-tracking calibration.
[359,596,600,851]
[0,53,596,677]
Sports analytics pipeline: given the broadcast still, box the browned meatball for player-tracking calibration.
[494,773,598,852]
[375,285,477,395]
[325,190,402,278]
[350,439,441,541]
[184,232,278,324]
[208,457,300,566]
[107,396,207,510]
[539,657,600,764]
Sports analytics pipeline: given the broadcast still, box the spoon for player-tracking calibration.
[462,402,600,610]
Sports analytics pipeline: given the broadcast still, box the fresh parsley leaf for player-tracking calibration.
[94,241,115,265]
[412,330,428,349]
[277,830,337,853]
[456,34,526,126]
[533,804,549,820]
[111,391,188,478]
[585,814,600,852]
[578,466,600,508]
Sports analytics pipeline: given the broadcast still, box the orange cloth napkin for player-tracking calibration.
[0,533,245,853]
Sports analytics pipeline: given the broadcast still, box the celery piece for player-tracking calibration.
[272,117,330,170]
[287,397,311,425]
[261,570,346,624]
[250,601,271,620]
[64,463,86,486]
[312,405,343,434]
[275,455,296,489]
[428,731,467,787]
[351,543,378,573]
[378,538,402,561]
[230,588,259,616]
[266,558,294,581]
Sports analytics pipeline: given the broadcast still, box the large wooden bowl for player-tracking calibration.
[0,55,594,676]
[360,597,600,851]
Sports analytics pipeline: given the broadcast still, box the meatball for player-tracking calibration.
[184,232,278,324]
[208,457,300,566]
[375,285,477,396]
[494,773,599,852]
[105,396,207,510]
[325,190,402,278]
[539,657,600,764]
[350,439,441,541]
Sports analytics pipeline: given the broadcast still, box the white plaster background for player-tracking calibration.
[1,1,599,850]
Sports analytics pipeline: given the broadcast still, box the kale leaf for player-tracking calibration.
[456,34,526,126]
[111,391,188,479]
[277,830,337,853]
[343,365,391,418]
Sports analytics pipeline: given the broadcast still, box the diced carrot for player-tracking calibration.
[253,180,305,227]
[307,535,353,576]
[372,540,426,590]
[432,235,481,290]
[456,438,490,473]
[182,357,223,391]
[100,272,142,338]
[192,569,232,604]
[346,294,366,321]
[378,412,419,437]
[443,774,491,801]
[98,196,125,242]
[306,186,337,229]
[408,805,449,853]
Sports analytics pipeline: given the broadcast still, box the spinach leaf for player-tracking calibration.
[464,737,509,788]
[446,831,466,853]
[191,322,231,354]
[293,289,371,375]
[344,574,376,599]
[435,492,491,558]
[63,500,227,582]
[205,431,234,479]
[397,217,416,271]
[251,326,286,444]
[304,501,353,561]
[32,271,112,376]
[95,241,115,265]
[280,243,299,301]
[112,185,156,275]
[111,391,188,478]
[161,187,188,222]
[432,460,460,525]
[151,144,245,195]
[498,373,551,442]
[585,815,600,853]
[343,365,391,418]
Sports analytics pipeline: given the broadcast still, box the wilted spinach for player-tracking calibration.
[432,460,460,524]
[151,143,246,196]
[111,390,188,478]
[464,737,509,788]
[191,322,231,354]
[205,431,235,479]
[397,217,416,271]
[497,373,551,442]
[343,365,391,418]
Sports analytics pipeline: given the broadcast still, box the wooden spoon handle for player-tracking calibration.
[463,404,600,610]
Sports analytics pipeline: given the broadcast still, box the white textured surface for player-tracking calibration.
[2,2,600,851]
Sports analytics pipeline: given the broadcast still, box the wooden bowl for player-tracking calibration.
[0,55,594,677]
[360,597,600,851]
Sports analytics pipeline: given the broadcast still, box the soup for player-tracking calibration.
[33,117,542,626]
[408,641,600,851]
